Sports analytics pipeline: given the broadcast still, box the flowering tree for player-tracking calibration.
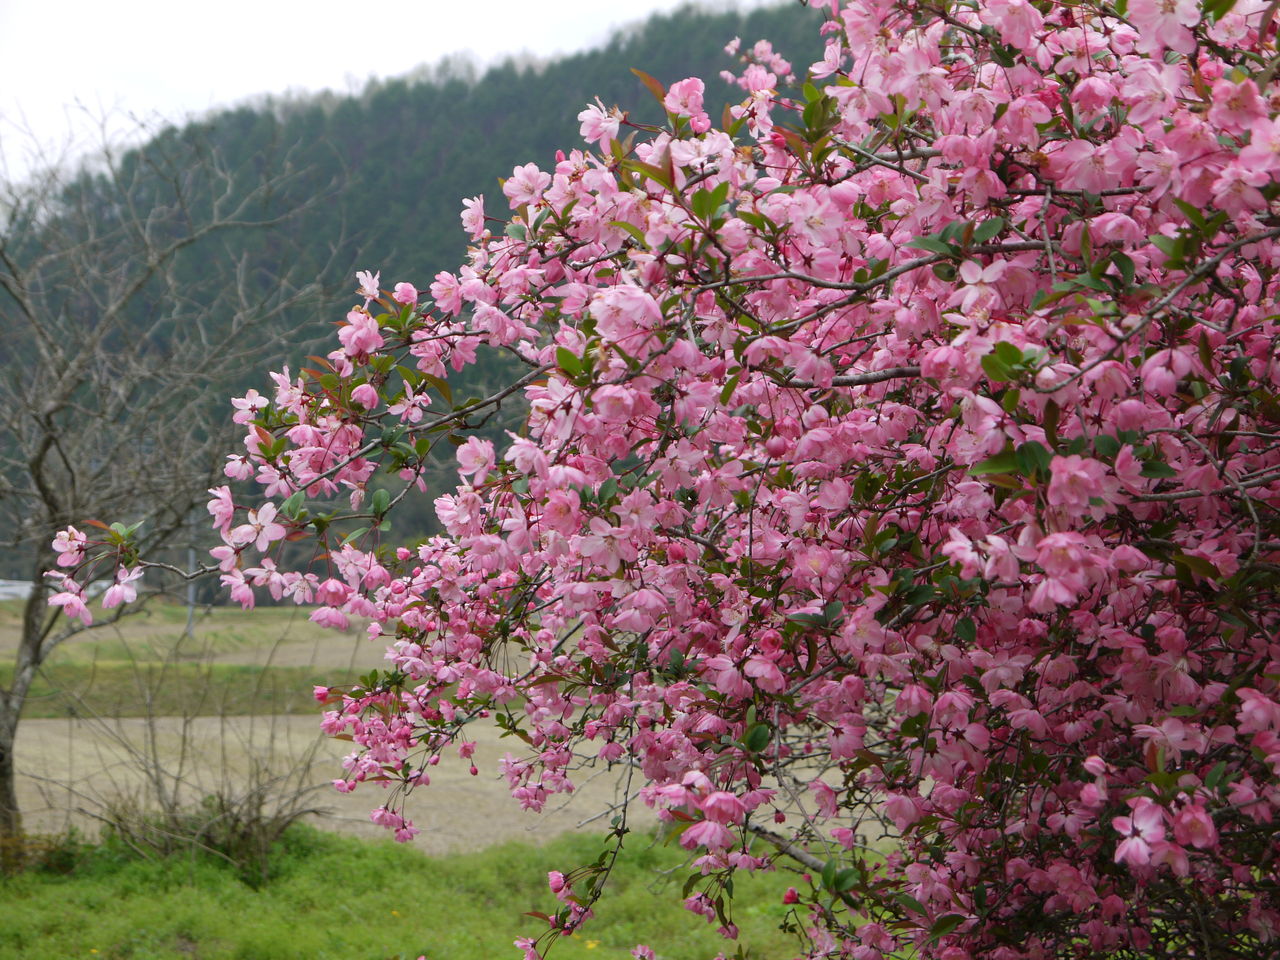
[54,0,1280,956]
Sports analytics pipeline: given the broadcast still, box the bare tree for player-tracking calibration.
[0,117,343,858]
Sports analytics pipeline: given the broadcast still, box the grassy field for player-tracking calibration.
[1,660,329,719]
[0,599,384,719]
[0,826,799,960]
[1,598,803,960]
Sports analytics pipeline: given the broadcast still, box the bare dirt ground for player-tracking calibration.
[6,601,655,852]
[16,713,654,854]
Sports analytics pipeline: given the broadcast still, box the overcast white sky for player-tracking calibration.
[0,0,760,182]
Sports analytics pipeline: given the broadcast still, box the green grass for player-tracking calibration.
[0,827,798,960]
[3,661,339,719]
[1,601,365,718]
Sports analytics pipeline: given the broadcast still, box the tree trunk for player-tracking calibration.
[0,703,21,872]
[0,555,54,870]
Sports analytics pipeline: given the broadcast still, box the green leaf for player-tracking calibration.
[708,180,730,212]
[555,346,583,377]
[969,451,1020,475]
[787,612,826,627]
[990,39,1016,67]
[955,618,976,644]
[691,187,716,222]
[736,210,774,232]
[1149,233,1183,265]
[743,723,771,754]
[1201,0,1237,28]
[1205,760,1229,789]
[341,526,369,546]
[371,488,391,517]
[821,859,838,893]
[1015,440,1053,476]
[1173,553,1222,581]
[981,353,1012,382]
[972,217,1005,244]
[802,97,824,131]
[280,490,306,519]
[833,868,860,893]
[906,235,957,256]
[609,219,648,246]
[896,893,927,916]
[719,371,741,406]
[1042,400,1061,448]
[1140,460,1178,478]
[992,341,1024,366]
[624,159,674,191]
[930,914,966,940]
[899,713,927,740]
[1093,434,1121,458]
[1071,272,1110,292]
[902,584,936,606]
[1111,251,1136,288]
[420,372,453,406]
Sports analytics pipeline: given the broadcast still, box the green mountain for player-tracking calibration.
[0,2,826,578]
[199,1,824,281]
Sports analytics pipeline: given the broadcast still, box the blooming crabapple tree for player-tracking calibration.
[53,0,1280,956]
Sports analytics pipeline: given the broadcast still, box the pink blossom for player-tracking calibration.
[1173,804,1217,849]
[315,578,349,607]
[979,0,1043,48]
[229,503,287,553]
[230,389,268,425]
[49,589,92,625]
[456,437,496,483]
[680,818,735,850]
[884,793,922,831]
[577,99,621,145]
[1113,798,1167,867]
[350,383,378,409]
[338,309,384,357]
[1209,78,1266,134]
[1047,455,1117,518]
[664,78,711,133]
[355,269,380,301]
[1211,163,1268,219]
[51,526,87,567]
[1127,0,1199,54]
[1240,118,1280,173]
[700,791,748,824]
[503,163,551,207]
[100,566,143,609]
[460,195,486,240]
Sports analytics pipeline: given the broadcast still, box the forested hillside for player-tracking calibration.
[0,2,822,578]
[181,1,824,287]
